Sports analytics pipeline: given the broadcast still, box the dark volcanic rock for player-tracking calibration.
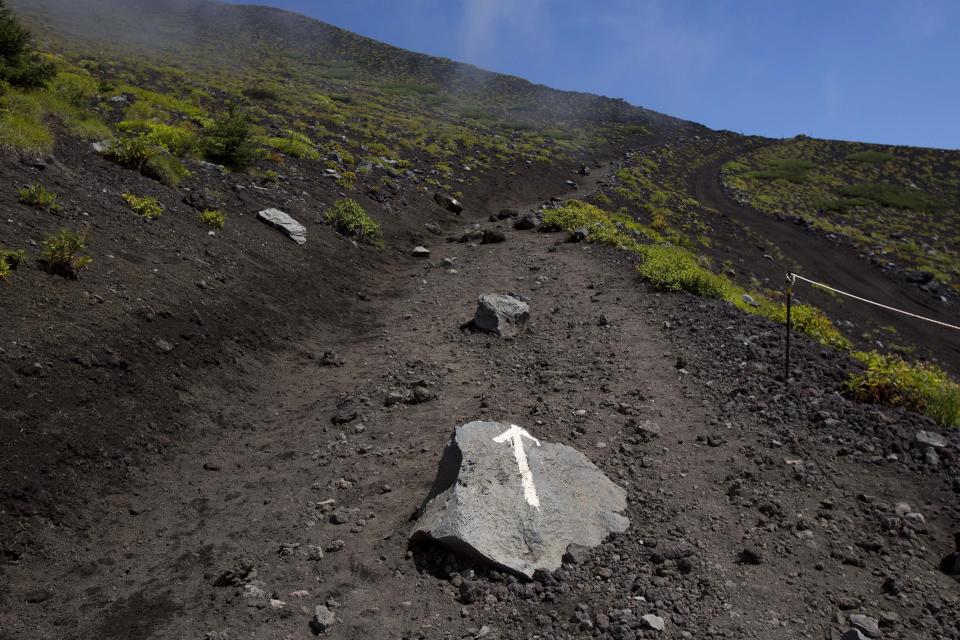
[434,193,463,214]
[410,421,629,578]
[472,294,530,338]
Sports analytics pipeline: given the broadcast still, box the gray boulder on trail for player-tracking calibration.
[257,208,307,245]
[472,294,529,337]
[410,421,629,579]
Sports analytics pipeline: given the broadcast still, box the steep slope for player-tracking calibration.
[1,2,959,639]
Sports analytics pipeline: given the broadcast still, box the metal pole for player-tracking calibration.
[784,272,796,383]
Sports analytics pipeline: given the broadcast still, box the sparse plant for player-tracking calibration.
[848,352,960,428]
[0,255,8,280]
[39,228,91,278]
[0,247,26,269]
[122,193,163,219]
[325,198,381,242]
[17,183,60,211]
[199,209,225,229]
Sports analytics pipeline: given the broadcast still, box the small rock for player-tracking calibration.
[258,208,307,245]
[514,213,540,230]
[472,293,530,338]
[434,193,463,214]
[154,338,174,354]
[562,543,591,565]
[24,590,52,603]
[481,229,506,244]
[411,246,431,258]
[569,227,589,243]
[640,614,665,631]
[737,548,763,565]
[841,630,869,640]
[848,614,881,638]
[913,430,947,449]
[311,605,336,634]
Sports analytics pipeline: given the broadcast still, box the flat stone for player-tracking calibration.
[410,421,629,579]
[641,614,665,631]
[411,246,431,257]
[473,293,529,338]
[258,208,306,245]
[849,614,881,638]
[913,430,947,449]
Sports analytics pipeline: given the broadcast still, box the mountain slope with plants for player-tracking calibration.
[1,2,959,639]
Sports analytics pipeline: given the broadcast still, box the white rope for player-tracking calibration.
[790,273,960,332]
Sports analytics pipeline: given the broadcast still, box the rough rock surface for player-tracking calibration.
[472,293,529,337]
[410,421,629,579]
[257,208,307,245]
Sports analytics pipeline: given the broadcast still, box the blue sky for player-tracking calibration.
[231,0,959,149]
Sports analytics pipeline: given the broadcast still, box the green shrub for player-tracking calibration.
[0,255,8,280]
[202,106,258,169]
[846,150,894,163]
[39,228,91,278]
[199,209,225,229]
[748,159,816,184]
[117,120,200,156]
[0,1,56,89]
[325,198,381,241]
[122,193,163,219]
[17,183,60,210]
[107,133,190,185]
[838,183,947,212]
[261,130,319,160]
[848,351,960,428]
[636,244,731,298]
[0,247,26,269]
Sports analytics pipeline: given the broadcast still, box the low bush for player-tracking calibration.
[325,198,381,242]
[39,228,91,278]
[848,352,960,428]
[838,183,946,212]
[107,134,190,185]
[636,244,731,298]
[0,247,26,269]
[748,158,816,184]
[17,183,60,210]
[199,209,225,229]
[122,193,163,219]
[846,150,894,163]
[202,107,258,169]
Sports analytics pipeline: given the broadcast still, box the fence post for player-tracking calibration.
[784,272,796,383]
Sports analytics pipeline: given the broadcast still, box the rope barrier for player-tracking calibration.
[790,273,960,332]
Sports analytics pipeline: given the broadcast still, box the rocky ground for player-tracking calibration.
[1,139,958,640]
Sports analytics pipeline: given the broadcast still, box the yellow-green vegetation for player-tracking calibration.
[543,201,850,351]
[0,256,8,280]
[107,134,191,186]
[0,247,26,269]
[848,351,960,428]
[39,228,91,278]
[122,193,163,219]
[198,209,225,229]
[17,183,60,210]
[723,137,960,288]
[261,130,319,160]
[325,198,381,242]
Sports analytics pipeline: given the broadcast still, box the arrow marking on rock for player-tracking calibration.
[493,424,541,509]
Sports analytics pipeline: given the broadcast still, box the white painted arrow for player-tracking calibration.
[493,424,542,510]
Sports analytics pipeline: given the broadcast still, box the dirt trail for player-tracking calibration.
[691,155,960,374]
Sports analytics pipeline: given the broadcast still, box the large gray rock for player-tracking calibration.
[473,294,529,338]
[913,430,947,449]
[410,421,629,579]
[258,208,306,245]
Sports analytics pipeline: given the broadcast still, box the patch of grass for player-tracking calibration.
[838,183,947,212]
[636,243,731,298]
[848,351,960,428]
[17,183,60,211]
[122,193,163,219]
[324,198,381,242]
[0,248,27,269]
[748,158,817,184]
[0,256,8,281]
[39,228,91,278]
[261,130,319,160]
[846,150,894,163]
[0,91,53,151]
[541,200,659,248]
[199,208,225,229]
